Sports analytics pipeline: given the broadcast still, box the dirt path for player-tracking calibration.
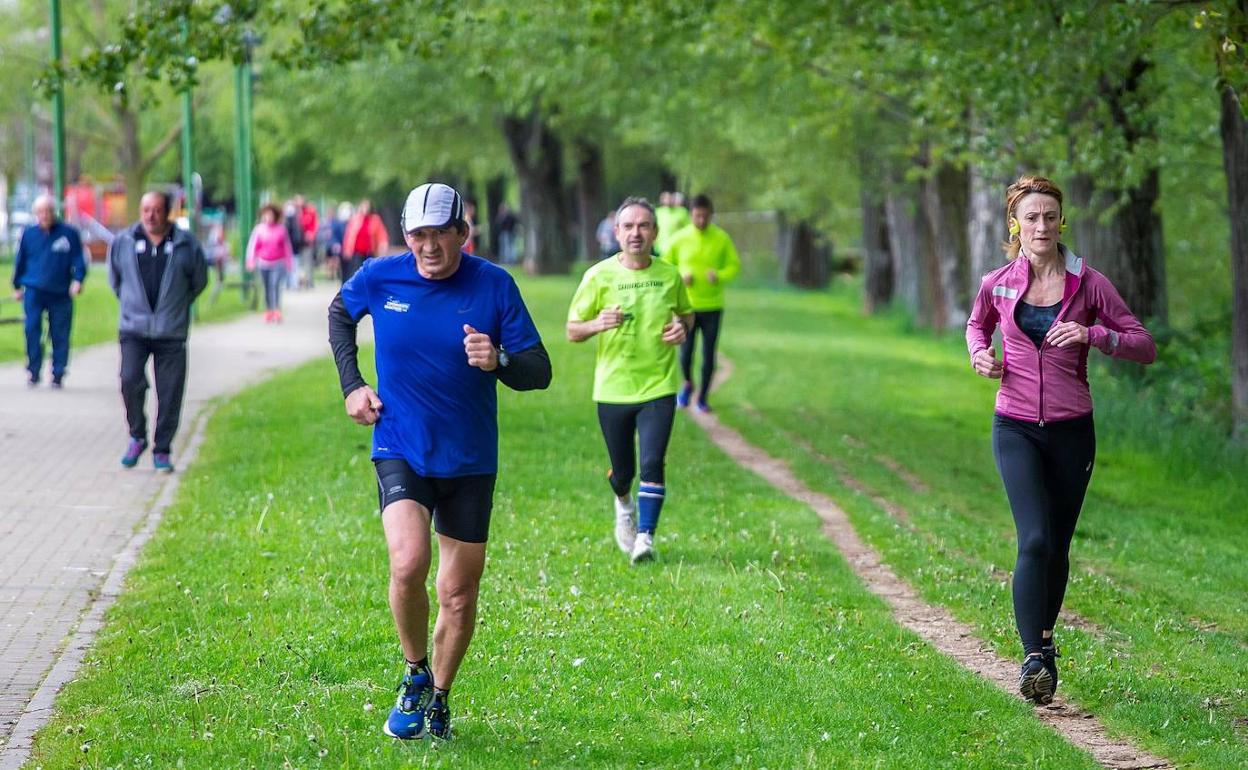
[688,358,1172,770]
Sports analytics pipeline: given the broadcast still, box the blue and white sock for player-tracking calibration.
[637,481,665,534]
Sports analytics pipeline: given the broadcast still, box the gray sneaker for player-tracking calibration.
[630,532,655,564]
[614,494,636,553]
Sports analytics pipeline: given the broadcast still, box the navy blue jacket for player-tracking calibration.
[13,222,86,294]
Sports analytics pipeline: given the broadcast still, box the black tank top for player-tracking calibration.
[1017,300,1061,349]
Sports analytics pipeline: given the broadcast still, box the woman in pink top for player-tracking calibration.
[966,175,1155,705]
[246,203,295,322]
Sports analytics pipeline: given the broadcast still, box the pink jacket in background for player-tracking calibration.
[246,222,295,272]
[966,246,1156,425]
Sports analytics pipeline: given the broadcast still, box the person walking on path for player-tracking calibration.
[246,203,296,323]
[341,199,389,284]
[11,194,86,388]
[296,194,319,289]
[567,197,693,564]
[662,194,740,412]
[966,174,1155,705]
[328,182,551,741]
[107,190,209,473]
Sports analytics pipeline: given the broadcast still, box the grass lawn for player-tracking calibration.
[0,265,252,365]
[25,275,1103,769]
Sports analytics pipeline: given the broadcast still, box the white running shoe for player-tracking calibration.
[614,495,637,553]
[631,532,655,564]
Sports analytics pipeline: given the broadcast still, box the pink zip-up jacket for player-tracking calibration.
[245,222,294,272]
[966,246,1156,425]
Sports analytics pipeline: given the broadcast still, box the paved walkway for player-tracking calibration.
[0,284,360,765]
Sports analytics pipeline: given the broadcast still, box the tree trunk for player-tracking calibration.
[1067,56,1167,324]
[884,181,930,322]
[574,139,605,263]
[485,174,506,258]
[659,169,678,195]
[859,150,893,313]
[967,164,1007,299]
[500,109,574,274]
[1068,169,1166,323]
[921,164,970,330]
[776,213,832,289]
[1222,84,1248,442]
[116,99,144,220]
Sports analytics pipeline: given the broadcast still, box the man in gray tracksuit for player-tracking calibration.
[107,190,208,473]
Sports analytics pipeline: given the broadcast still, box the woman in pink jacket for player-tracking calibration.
[966,175,1155,705]
[246,203,295,323]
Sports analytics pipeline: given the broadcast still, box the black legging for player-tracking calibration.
[679,310,723,395]
[597,396,676,497]
[992,414,1096,656]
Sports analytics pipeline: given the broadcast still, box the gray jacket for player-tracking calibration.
[108,223,208,340]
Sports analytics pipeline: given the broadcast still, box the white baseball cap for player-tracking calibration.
[401,182,465,233]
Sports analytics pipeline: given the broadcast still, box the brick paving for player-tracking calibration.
[0,284,357,765]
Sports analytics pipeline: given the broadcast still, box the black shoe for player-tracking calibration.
[26,375,38,388]
[1019,654,1054,704]
[51,376,63,389]
[1041,642,1060,696]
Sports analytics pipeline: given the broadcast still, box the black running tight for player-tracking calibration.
[597,396,676,497]
[679,310,722,396]
[992,414,1096,656]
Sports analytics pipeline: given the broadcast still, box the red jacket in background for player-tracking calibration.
[344,213,389,258]
[966,246,1156,425]
[299,205,319,245]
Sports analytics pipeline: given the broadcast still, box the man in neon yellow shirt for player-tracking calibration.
[567,197,693,563]
[662,194,740,412]
[654,192,690,256]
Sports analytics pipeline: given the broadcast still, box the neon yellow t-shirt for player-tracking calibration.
[654,206,691,255]
[568,255,693,403]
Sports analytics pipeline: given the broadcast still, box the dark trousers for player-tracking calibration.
[597,396,677,497]
[23,288,73,381]
[992,414,1096,655]
[679,309,723,397]
[120,335,188,455]
[340,254,365,284]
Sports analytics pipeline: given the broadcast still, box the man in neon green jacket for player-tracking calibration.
[662,194,740,412]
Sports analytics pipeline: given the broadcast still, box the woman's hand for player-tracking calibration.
[972,348,1003,379]
[1045,321,1088,348]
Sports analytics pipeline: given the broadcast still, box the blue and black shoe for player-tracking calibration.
[383,671,434,740]
[676,381,694,409]
[426,692,452,740]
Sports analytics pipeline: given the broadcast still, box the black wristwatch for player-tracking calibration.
[496,346,511,368]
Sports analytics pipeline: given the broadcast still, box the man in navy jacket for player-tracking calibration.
[12,194,86,387]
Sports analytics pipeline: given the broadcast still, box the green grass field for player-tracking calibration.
[0,265,250,365]
[23,273,1246,768]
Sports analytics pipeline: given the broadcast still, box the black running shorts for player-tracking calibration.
[374,458,497,543]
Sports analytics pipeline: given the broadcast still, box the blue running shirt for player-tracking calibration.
[340,253,542,476]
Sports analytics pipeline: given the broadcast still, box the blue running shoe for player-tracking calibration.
[676,381,693,409]
[383,671,433,740]
[121,438,148,468]
[426,693,452,740]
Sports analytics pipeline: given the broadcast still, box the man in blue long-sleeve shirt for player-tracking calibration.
[12,194,86,388]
